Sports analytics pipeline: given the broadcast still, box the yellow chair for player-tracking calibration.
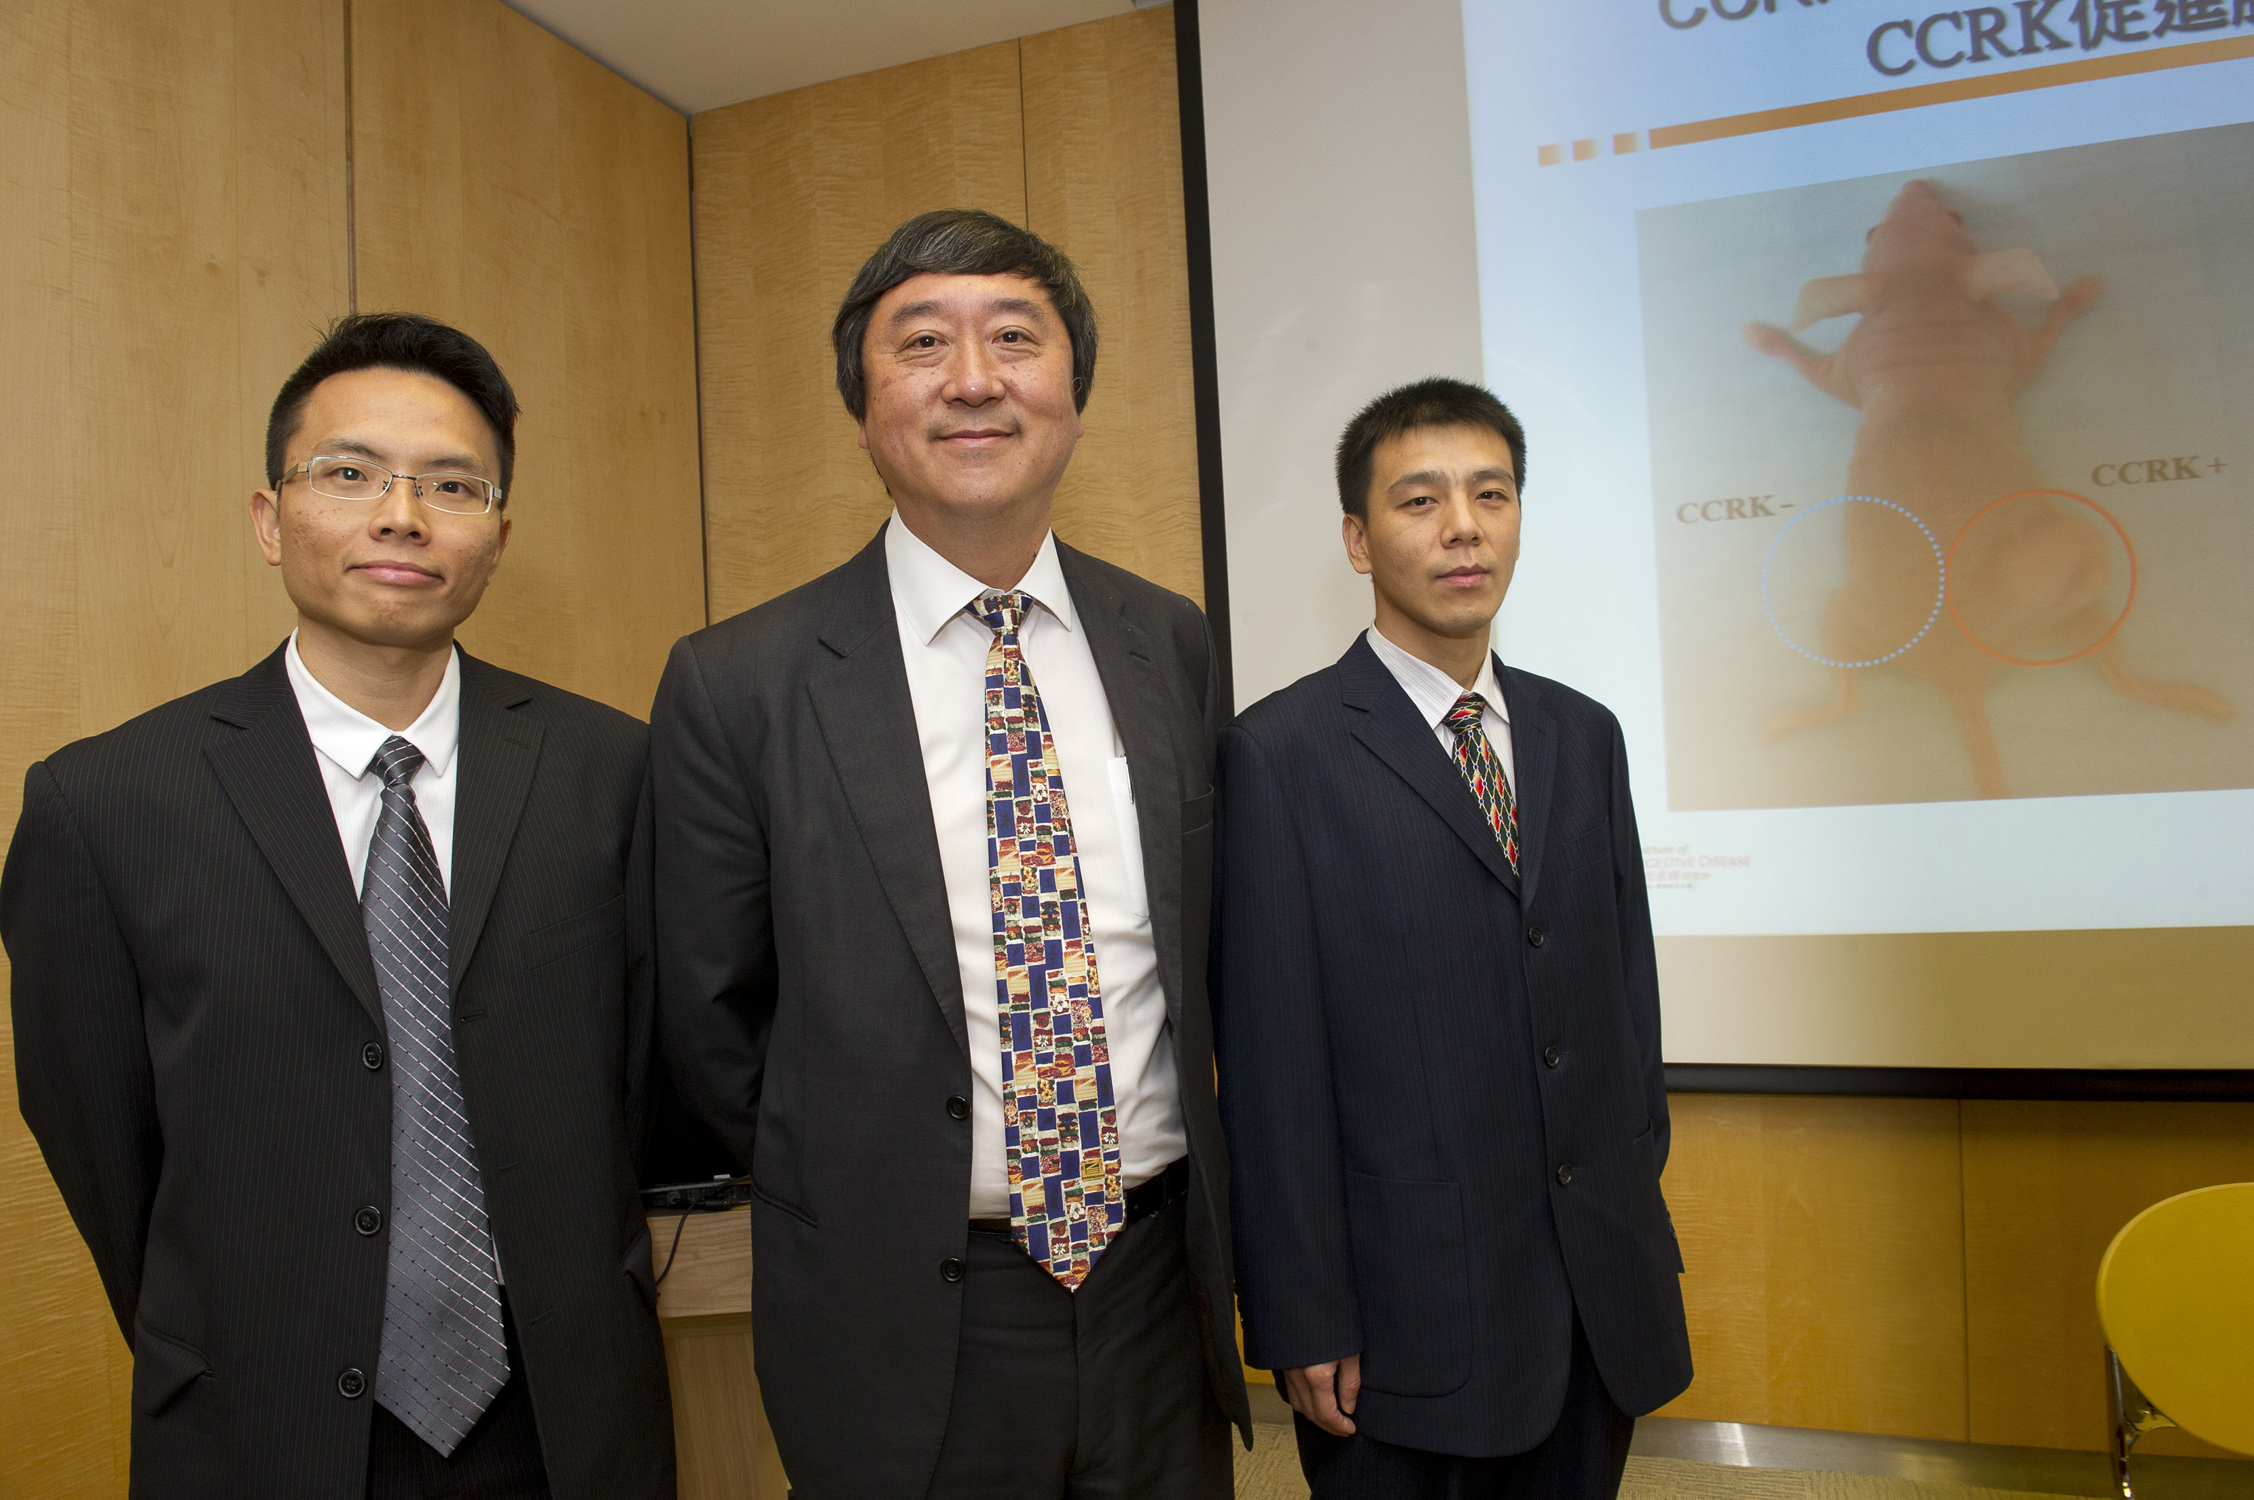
[2095,1181,2254,1498]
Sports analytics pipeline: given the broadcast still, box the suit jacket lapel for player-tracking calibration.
[205,647,383,1026]
[449,654,542,992]
[1497,660,1557,910]
[806,528,969,1060]
[1059,544,1186,1027]
[1338,636,1521,897]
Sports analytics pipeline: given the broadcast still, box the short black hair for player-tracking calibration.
[832,209,1098,421]
[1335,377,1527,520]
[264,313,520,501]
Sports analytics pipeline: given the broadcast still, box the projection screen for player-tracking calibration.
[1197,0,2254,1073]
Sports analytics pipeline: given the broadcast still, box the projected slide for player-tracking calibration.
[1641,129,2252,812]
[1461,2,2254,942]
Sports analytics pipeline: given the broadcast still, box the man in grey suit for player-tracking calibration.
[650,209,1249,1499]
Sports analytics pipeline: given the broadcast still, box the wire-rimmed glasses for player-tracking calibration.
[279,455,505,516]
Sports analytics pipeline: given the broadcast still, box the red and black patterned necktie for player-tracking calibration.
[1443,694,1519,874]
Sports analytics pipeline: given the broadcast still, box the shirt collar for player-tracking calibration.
[1363,625,1509,731]
[885,511,1078,645]
[285,631,463,781]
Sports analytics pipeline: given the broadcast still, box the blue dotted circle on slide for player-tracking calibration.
[1760,496,1946,669]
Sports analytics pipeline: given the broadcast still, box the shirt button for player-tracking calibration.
[361,1042,385,1071]
[946,1096,971,1121]
[337,1368,368,1399]
[1527,925,1547,948]
[1543,1046,1562,1068]
[940,1257,967,1283]
[354,1206,383,1236]
[1557,1164,1575,1186]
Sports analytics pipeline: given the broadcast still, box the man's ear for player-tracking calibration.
[250,489,284,566]
[1341,512,1374,577]
[857,423,870,452]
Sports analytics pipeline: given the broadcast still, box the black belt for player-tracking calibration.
[968,1157,1189,1237]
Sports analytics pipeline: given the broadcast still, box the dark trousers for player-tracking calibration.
[923,1195,1233,1500]
[367,1294,551,1500]
[1294,1316,1633,1500]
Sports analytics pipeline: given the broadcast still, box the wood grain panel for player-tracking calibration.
[70,0,349,734]
[0,11,111,1490]
[1656,1095,1969,1440]
[352,0,703,716]
[661,1314,767,1500]
[648,1209,753,1319]
[1,3,350,1496]
[1022,6,1203,604]
[658,1299,788,1497]
[692,42,1027,622]
[1961,1100,2254,1453]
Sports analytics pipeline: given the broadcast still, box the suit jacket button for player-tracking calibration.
[337,1368,367,1399]
[940,1257,967,1283]
[1556,1164,1575,1186]
[946,1096,971,1121]
[1527,925,1547,948]
[354,1206,383,1236]
[1543,1046,1562,1068]
[361,1042,385,1071]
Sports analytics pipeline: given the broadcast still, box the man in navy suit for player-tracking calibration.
[1213,378,1691,1499]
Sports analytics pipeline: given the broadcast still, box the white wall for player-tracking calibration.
[1200,0,1484,710]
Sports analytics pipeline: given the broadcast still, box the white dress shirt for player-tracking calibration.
[1364,625,1517,794]
[284,631,462,897]
[886,514,1186,1217]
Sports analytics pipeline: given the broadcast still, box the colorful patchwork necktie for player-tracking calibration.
[972,590,1124,1290]
[1443,693,1519,874]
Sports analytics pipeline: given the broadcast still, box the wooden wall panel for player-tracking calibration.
[692,42,1027,621]
[648,1211,786,1500]
[68,0,349,733]
[663,1315,764,1500]
[1022,7,1203,604]
[1961,1100,2254,1453]
[0,11,109,1491]
[661,1313,794,1500]
[1656,1095,1970,1440]
[0,2,350,1496]
[352,0,704,717]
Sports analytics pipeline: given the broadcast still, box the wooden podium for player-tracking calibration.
[648,1207,786,1498]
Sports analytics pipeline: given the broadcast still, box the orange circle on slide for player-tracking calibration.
[1944,489,2137,667]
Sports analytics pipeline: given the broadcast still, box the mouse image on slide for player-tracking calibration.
[1742,177,2233,799]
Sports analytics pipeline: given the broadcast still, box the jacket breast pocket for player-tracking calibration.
[1344,1172,1473,1398]
[523,895,626,970]
[1555,823,1608,877]
[1181,788,1213,837]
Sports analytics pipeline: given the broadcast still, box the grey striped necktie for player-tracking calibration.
[363,735,509,1454]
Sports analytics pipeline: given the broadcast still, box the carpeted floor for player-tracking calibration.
[1232,1425,2088,1500]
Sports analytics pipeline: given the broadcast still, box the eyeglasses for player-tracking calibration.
[279,455,505,516]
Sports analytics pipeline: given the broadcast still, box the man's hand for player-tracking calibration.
[1279,1354,1362,1437]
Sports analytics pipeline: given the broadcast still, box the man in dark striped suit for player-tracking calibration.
[1213,378,1692,1500]
[4,315,673,1499]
